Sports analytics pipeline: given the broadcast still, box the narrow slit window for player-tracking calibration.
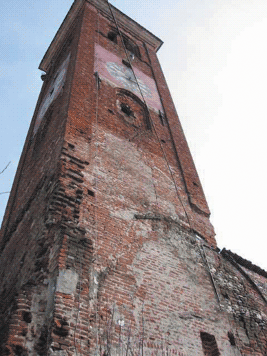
[227,331,236,346]
[88,190,95,197]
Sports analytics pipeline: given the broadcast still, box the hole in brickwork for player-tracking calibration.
[193,182,199,187]
[122,59,131,68]
[227,331,236,346]
[108,31,118,43]
[161,140,166,144]
[53,318,69,337]
[68,143,75,150]
[108,109,114,114]
[22,311,32,323]
[239,315,245,323]
[51,346,62,351]
[37,245,48,259]
[68,168,84,178]
[122,35,141,59]
[35,326,48,353]
[121,103,134,117]
[222,291,229,299]
[88,190,95,197]
[79,238,87,246]
[2,347,11,355]
[200,332,220,356]
[13,345,27,356]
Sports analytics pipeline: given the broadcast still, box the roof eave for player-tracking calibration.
[39,0,163,72]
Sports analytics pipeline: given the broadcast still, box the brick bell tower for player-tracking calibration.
[0,0,242,354]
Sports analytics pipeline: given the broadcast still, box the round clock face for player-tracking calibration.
[106,62,152,98]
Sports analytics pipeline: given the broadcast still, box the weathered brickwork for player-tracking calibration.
[0,1,266,355]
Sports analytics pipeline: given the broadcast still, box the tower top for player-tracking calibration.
[39,0,163,72]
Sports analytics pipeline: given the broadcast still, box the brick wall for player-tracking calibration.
[0,1,266,355]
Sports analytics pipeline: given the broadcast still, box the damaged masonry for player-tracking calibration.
[0,0,266,355]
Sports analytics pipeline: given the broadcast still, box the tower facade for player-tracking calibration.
[0,1,267,355]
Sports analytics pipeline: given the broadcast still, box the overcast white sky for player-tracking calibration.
[0,0,267,269]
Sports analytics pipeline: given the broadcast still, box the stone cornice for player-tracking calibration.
[39,0,163,72]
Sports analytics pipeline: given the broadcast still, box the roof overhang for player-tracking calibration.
[39,0,163,72]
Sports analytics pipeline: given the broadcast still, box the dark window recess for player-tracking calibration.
[88,190,95,197]
[122,36,141,58]
[22,311,32,324]
[200,332,220,356]
[108,31,118,43]
[222,291,229,299]
[120,103,134,117]
[227,331,236,346]
[14,345,27,356]
[53,319,69,337]
[122,59,131,68]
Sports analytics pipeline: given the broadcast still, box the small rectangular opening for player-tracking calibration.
[88,190,95,197]
[228,331,236,346]
[200,332,220,356]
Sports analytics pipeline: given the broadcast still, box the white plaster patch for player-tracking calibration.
[111,209,137,221]
[157,198,179,219]
[136,222,151,238]
[56,269,79,295]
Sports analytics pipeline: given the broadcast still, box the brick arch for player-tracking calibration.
[116,88,151,129]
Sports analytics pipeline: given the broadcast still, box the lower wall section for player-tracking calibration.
[1,205,267,355]
[82,216,267,356]
[0,133,266,355]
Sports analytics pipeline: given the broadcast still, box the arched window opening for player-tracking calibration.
[122,35,141,59]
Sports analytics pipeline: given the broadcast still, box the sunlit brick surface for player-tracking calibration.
[0,1,266,355]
